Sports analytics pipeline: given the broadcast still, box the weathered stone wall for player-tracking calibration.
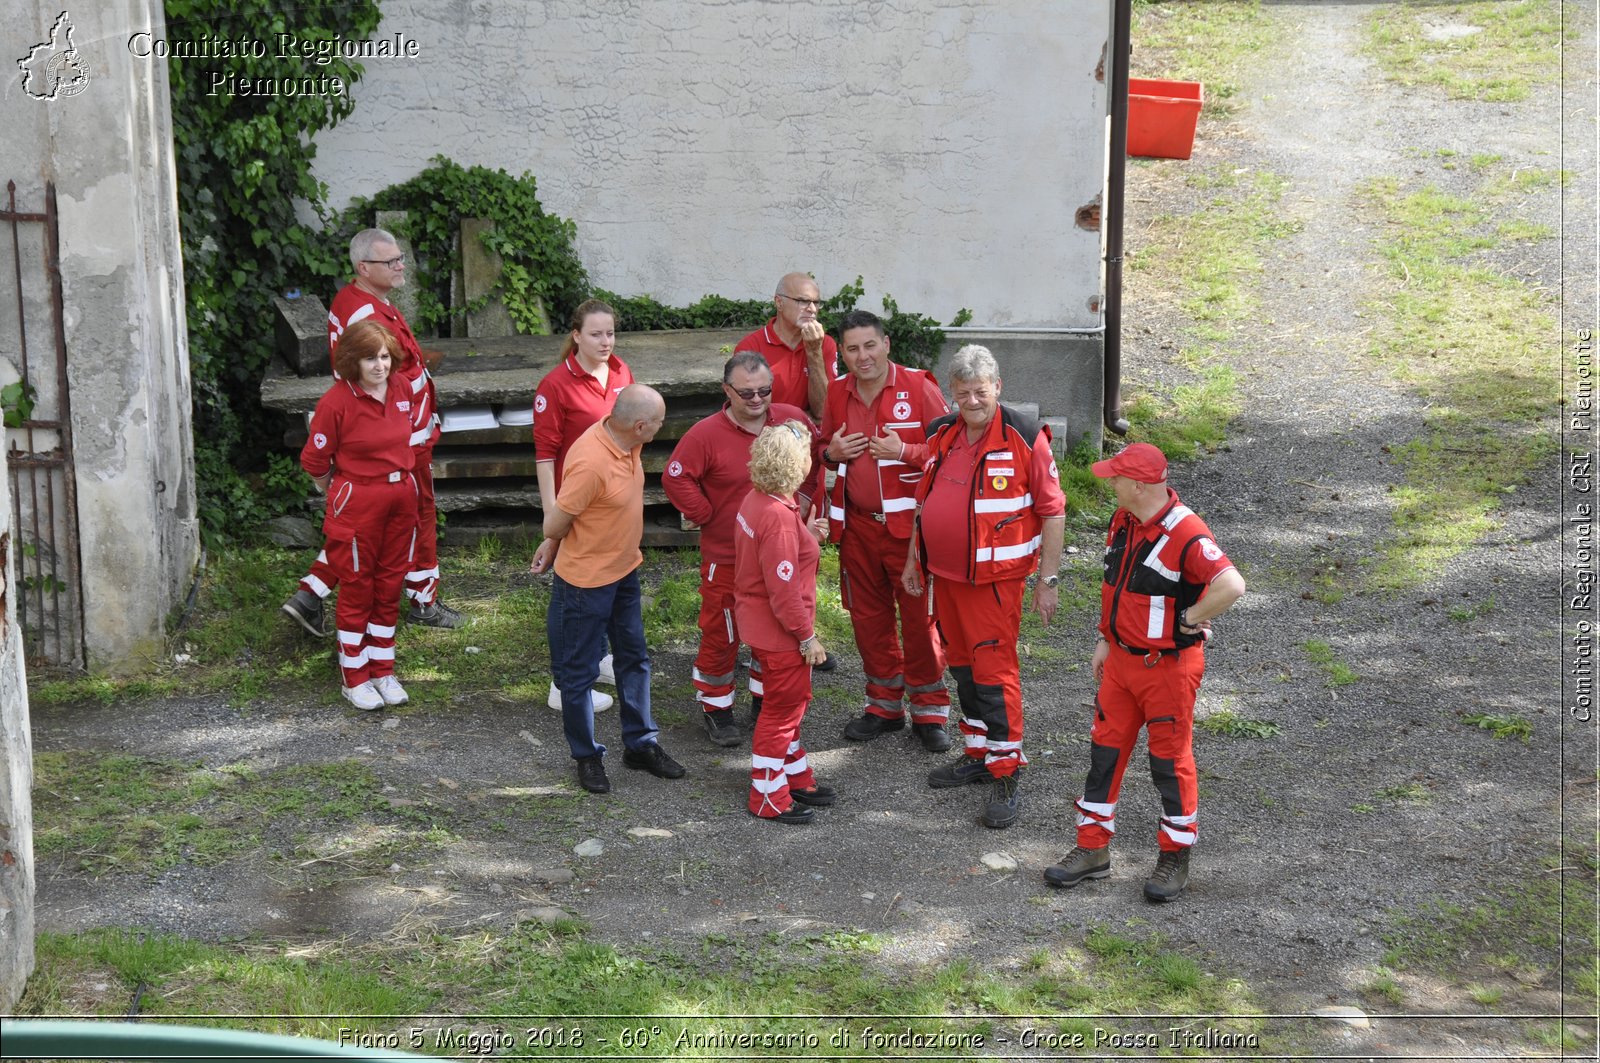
[1,0,200,668]
[0,460,33,1013]
[313,0,1110,329]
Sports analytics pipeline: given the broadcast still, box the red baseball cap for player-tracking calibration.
[1091,442,1168,484]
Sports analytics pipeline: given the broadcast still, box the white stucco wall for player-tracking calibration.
[314,0,1110,327]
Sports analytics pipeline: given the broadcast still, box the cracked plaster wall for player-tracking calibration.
[315,0,1110,327]
[1,0,200,670]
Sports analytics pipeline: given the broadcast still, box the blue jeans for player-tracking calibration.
[548,569,658,760]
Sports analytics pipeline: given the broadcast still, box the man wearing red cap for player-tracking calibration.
[1044,442,1246,902]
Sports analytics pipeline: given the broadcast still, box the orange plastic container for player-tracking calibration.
[1126,78,1204,160]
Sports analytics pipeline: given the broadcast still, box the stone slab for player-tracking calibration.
[273,293,331,378]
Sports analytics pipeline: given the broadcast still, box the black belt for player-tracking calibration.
[1116,640,1182,667]
[846,502,886,523]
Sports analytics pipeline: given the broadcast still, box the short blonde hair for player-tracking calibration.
[748,421,812,497]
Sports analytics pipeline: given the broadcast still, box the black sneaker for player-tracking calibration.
[843,712,906,741]
[281,589,328,637]
[789,783,837,807]
[575,754,610,794]
[927,755,991,789]
[1143,849,1191,903]
[813,651,838,673]
[409,600,466,628]
[913,722,952,752]
[622,742,687,779]
[750,804,815,825]
[702,709,743,748]
[1044,845,1112,888]
[980,774,1022,829]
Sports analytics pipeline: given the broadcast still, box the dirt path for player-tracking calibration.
[29,2,1597,1058]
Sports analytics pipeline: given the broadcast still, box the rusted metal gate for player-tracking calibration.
[2,181,85,669]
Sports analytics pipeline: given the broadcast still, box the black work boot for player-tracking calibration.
[1043,845,1112,888]
[843,712,905,741]
[980,773,1022,829]
[702,709,743,747]
[913,722,952,752]
[281,589,328,637]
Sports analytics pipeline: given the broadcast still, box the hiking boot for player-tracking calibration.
[575,754,610,794]
[1143,849,1191,903]
[789,783,837,807]
[813,651,838,673]
[340,681,384,711]
[980,774,1022,829]
[548,683,613,713]
[843,711,905,741]
[702,709,743,747]
[372,674,409,706]
[1043,846,1112,888]
[913,722,952,752]
[927,755,991,789]
[597,653,616,686]
[281,589,328,637]
[750,804,814,825]
[408,599,466,628]
[622,742,687,779]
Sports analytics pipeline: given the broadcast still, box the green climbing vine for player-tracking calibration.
[165,0,382,546]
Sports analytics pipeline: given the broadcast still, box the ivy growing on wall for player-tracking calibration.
[166,0,381,546]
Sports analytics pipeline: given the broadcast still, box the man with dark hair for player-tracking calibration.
[281,228,464,636]
[733,271,835,419]
[822,310,952,753]
[664,352,823,746]
[1044,443,1245,902]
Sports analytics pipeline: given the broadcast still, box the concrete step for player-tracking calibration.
[429,442,677,480]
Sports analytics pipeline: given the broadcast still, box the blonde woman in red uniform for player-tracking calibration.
[300,320,418,711]
[532,299,634,713]
[734,421,834,824]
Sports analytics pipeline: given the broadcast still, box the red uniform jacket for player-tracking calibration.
[327,283,439,451]
[663,404,823,565]
[532,353,635,493]
[1100,487,1235,652]
[821,364,947,541]
[301,379,416,483]
[733,489,819,652]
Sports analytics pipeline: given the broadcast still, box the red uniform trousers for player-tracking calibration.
[840,517,948,724]
[691,561,762,713]
[747,647,818,817]
[1076,645,1204,853]
[301,446,438,607]
[404,450,439,606]
[326,474,416,688]
[930,575,1027,778]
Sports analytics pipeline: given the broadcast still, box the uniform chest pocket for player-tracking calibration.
[1102,528,1128,586]
[1126,544,1182,596]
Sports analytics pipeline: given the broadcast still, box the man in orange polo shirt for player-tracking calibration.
[530,384,686,795]
[733,271,836,420]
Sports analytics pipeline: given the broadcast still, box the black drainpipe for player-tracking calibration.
[1103,0,1132,437]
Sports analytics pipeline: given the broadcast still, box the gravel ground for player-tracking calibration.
[29,2,1599,1058]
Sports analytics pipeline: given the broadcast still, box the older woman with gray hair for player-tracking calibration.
[902,344,1067,830]
[733,421,834,824]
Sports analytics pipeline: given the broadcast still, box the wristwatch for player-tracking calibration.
[1041,574,1060,588]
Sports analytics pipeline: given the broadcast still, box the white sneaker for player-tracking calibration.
[341,681,384,711]
[373,675,409,706]
[597,653,616,686]
[548,683,613,712]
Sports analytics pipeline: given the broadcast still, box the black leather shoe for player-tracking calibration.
[281,589,328,638]
[622,742,686,779]
[789,784,837,807]
[927,754,992,789]
[913,722,952,752]
[843,712,905,741]
[750,805,815,825]
[813,652,838,673]
[575,754,610,794]
[702,709,743,748]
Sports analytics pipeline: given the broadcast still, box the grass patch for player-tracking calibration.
[1301,639,1359,686]
[1359,164,1560,589]
[1196,709,1281,739]
[19,923,1272,1052]
[1377,782,1431,803]
[32,752,436,876]
[1460,710,1534,742]
[1383,846,1599,1006]
[1132,0,1277,119]
[1365,0,1568,102]
[1122,365,1242,462]
[1446,596,1496,622]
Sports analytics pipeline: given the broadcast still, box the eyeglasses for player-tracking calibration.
[777,293,822,308]
[362,256,405,269]
[728,385,773,401]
